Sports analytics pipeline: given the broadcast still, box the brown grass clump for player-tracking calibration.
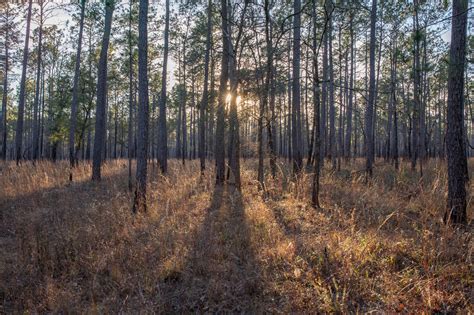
[0,158,472,313]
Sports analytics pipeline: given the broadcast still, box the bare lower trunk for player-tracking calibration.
[291,0,303,174]
[133,0,149,213]
[215,0,229,185]
[158,0,170,174]
[364,0,377,179]
[199,0,212,174]
[92,0,114,180]
[445,0,468,224]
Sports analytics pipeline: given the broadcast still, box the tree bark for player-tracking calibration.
[445,0,469,224]
[158,0,170,173]
[291,0,303,174]
[1,11,9,160]
[92,0,114,180]
[364,0,377,178]
[345,12,354,160]
[14,0,33,165]
[133,0,149,213]
[311,0,321,208]
[215,0,229,185]
[69,0,86,180]
[411,0,421,172]
[328,5,335,170]
[199,0,212,174]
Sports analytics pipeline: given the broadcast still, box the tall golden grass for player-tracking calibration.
[0,158,472,312]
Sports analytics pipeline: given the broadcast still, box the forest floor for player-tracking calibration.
[0,158,473,313]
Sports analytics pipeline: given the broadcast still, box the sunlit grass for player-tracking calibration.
[0,158,472,312]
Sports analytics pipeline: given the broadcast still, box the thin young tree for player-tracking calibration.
[133,0,149,213]
[14,0,33,165]
[445,0,469,224]
[92,0,114,180]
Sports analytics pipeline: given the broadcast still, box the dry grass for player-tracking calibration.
[0,158,472,313]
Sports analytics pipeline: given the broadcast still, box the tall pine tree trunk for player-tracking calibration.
[32,1,44,163]
[14,0,33,165]
[158,0,170,173]
[199,0,211,174]
[445,0,468,224]
[215,0,229,185]
[345,13,354,160]
[311,0,321,208]
[92,0,114,180]
[69,0,86,180]
[364,0,377,178]
[1,19,9,160]
[291,0,303,174]
[133,0,149,213]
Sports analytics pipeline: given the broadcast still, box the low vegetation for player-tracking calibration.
[1,159,472,313]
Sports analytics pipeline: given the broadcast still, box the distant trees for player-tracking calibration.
[445,0,469,224]
[0,2,20,160]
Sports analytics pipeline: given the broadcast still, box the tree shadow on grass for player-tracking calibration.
[159,184,262,313]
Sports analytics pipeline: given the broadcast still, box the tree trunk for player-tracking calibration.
[1,16,9,160]
[311,0,321,208]
[133,0,149,213]
[32,2,44,163]
[69,0,86,180]
[345,13,354,160]
[411,0,421,172]
[199,0,212,174]
[291,0,303,174]
[127,0,134,191]
[445,0,469,224]
[264,0,277,179]
[215,0,229,185]
[328,5,336,170]
[364,0,377,178]
[14,0,33,165]
[92,0,114,180]
[158,0,170,173]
